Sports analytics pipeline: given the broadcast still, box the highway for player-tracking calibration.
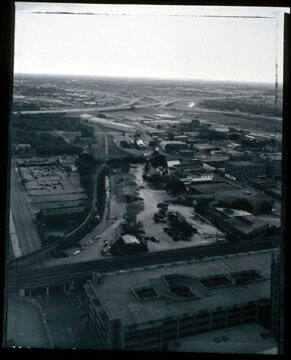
[11,98,168,116]
[181,105,282,122]
[7,235,280,291]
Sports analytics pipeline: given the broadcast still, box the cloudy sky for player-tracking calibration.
[14,3,289,83]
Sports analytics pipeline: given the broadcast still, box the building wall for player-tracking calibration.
[265,159,282,177]
[225,163,266,180]
[85,277,267,351]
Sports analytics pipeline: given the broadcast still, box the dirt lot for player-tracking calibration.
[130,164,226,251]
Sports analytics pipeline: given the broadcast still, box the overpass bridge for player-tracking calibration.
[7,235,280,296]
[12,99,169,116]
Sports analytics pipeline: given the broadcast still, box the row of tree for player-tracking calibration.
[200,99,282,117]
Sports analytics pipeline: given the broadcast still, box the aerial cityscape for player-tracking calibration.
[4,3,286,355]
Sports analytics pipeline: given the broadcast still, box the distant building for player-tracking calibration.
[179,172,214,188]
[188,181,240,198]
[178,150,195,158]
[195,155,230,169]
[160,141,188,153]
[135,139,145,149]
[13,143,31,151]
[84,252,271,351]
[225,161,266,180]
[193,143,218,153]
[262,153,282,178]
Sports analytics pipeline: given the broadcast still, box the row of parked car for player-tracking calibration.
[72,235,100,256]
[144,235,160,243]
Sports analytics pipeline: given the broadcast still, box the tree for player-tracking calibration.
[166,176,186,194]
[150,152,167,168]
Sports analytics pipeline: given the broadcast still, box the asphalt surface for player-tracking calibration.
[9,162,41,256]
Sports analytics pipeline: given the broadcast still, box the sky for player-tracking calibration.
[14,3,290,83]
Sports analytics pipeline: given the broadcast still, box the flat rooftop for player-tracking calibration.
[19,165,87,207]
[225,217,268,235]
[86,251,272,327]
[227,161,263,167]
[168,323,278,354]
[190,182,239,194]
[214,207,253,218]
[194,144,217,150]
[218,189,262,198]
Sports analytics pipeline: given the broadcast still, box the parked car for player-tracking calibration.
[72,250,81,256]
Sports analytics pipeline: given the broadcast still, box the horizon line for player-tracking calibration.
[13,72,280,86]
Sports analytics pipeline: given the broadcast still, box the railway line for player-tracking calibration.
[7,235,280,291]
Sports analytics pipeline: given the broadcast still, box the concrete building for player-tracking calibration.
[271,247,284,354]
[84,251,272,351]
[225,161,266,180]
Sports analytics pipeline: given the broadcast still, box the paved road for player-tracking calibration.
[12,98,143,115]
[9,162,41,255]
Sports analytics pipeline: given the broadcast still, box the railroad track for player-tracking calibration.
[7,235,280,291]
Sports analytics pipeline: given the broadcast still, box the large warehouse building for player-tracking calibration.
[18,159,88,219]
[84,251,272,351]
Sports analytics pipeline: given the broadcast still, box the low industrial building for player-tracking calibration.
[187,181,240,200]
[194,155,230,169]
[110,234,148,256]
[160,141,188,153]
[84,251,272,351]
[193,143,218,153]
[215,189,273,214]
[225,161,266,180]
[205,207,269,239]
